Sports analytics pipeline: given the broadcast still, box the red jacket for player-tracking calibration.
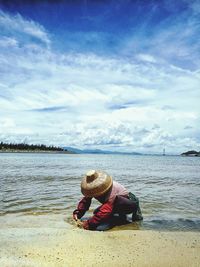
[73,181,129,230]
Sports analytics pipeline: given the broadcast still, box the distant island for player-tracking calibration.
[181,150,200,157]
[63,146,142,155]
[0,142,73,154]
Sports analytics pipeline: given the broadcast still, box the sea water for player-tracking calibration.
[1,153,200,231]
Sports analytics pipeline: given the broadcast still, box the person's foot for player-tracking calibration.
[132,206,143,221]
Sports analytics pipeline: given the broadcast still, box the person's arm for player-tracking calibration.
[85,202,113,230]
[73,197,92,220]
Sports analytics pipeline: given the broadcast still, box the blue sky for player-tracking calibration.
[0,0,200,154]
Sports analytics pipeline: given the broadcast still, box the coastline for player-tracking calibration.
[0,150,75,154]
[0,214,199,267]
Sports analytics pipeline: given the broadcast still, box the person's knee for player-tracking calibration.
[95,223,112,231]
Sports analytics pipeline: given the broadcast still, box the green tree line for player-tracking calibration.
[0,142,64,151]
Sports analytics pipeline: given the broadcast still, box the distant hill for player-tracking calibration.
[64,146,142,155]
[181,150,200,157]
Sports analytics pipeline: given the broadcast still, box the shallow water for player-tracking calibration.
[1,153,200,231]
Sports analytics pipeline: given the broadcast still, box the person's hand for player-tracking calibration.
[73,213,78,221]
[76,220,89,230]
[76,219,83,228]
[82,220,89,230]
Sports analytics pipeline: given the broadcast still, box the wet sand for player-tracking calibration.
[0,214,199,267]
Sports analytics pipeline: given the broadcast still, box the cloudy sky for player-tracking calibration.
[0,0,200,154]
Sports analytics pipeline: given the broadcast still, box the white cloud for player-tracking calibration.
[0,36,18,47]
[122,0,200,71]
[0,10,50,45]
[0,10,200,153]
[137,54,157,63]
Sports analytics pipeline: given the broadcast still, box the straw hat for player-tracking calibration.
[81,170,113,198]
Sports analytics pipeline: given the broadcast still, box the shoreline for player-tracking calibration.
[0,214,199,267]
[0,150,75,154]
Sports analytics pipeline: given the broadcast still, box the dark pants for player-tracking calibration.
[95,214,128,231]
[94,192,143,231]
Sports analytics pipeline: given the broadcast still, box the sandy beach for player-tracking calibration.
[0,214,199,267]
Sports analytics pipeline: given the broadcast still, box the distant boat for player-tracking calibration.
[163,148,165,156]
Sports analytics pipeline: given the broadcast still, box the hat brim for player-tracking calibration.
[81,172,113,198]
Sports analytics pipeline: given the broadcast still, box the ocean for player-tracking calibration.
[1,153,200,231]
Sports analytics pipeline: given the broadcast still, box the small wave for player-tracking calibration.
[39,196,59,201]
[2,197,21,203]
[1,207,66,216]
[3,199,33,208]
[143,218,200,231]
[144,180,165,185]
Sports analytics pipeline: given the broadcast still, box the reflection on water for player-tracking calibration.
[1,153,200,231]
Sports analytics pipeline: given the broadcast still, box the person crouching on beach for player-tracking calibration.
[73,170,143,231]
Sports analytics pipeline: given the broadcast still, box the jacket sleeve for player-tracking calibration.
[73,197,92,219]
[87,202,113,230]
